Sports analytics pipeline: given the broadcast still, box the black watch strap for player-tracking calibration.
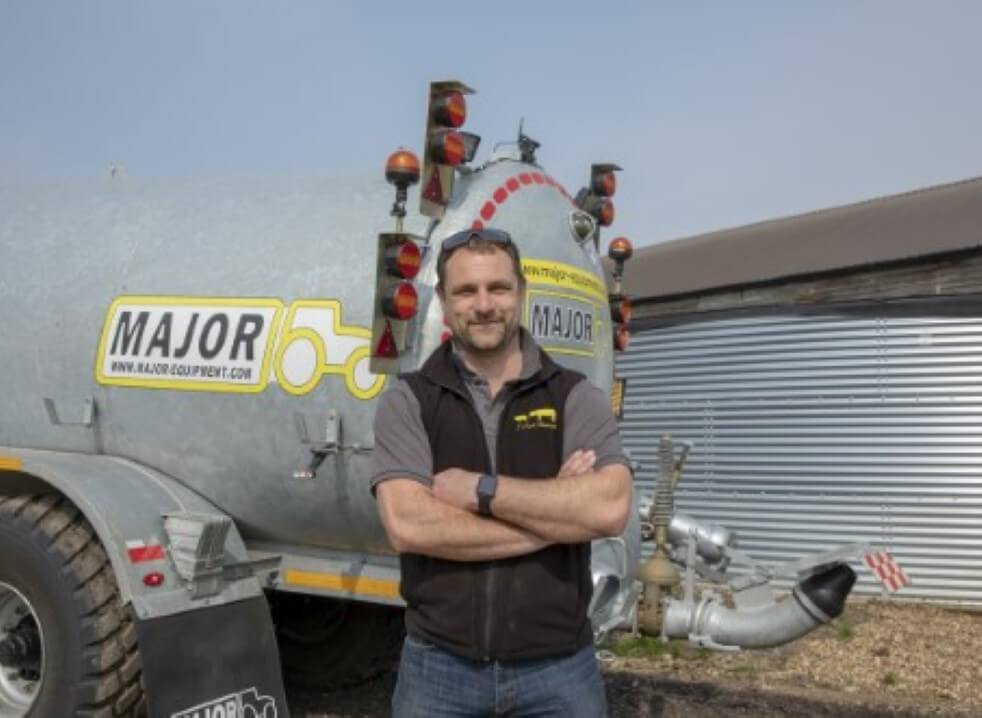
[476,473,498,517]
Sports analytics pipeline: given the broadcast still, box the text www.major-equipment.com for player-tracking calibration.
[110,360,252,381]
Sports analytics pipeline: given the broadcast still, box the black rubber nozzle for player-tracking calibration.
[798,563,857,619]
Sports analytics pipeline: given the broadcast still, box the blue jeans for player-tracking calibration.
[392,635,608,717]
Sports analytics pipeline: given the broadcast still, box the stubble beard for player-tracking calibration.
[457,315,520,357]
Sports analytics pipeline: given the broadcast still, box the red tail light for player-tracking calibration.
[610,295,632,324]
[598,199,615,227]
[614,324,630,352]
[375,320,400,358]
[385,240,422,279]
[593,171,616,197]
[382,282,418,320]
[143,572,165,587]
[430,130,465,166]
[432,91,467,128]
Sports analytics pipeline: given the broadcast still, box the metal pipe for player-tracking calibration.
[667,513,736,566]
[663,563,856,649]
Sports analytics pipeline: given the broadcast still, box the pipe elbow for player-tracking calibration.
[663,563,857,650]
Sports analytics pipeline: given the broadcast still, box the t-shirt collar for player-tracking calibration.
[450,327,540,384]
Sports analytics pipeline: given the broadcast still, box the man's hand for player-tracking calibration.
[558,449,596,478]
[431,468,480,512]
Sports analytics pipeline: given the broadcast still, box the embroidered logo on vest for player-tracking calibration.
[514,407,557,430]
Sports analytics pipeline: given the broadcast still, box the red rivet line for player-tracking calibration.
[481,201,497,221]
[468,172,576,228]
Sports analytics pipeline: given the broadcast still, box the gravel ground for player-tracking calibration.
[606,599,982,717]
[288,600,982,717]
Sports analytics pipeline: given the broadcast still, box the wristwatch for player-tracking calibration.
[476,473,498,517]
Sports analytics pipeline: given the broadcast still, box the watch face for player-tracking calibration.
[477,474,497,516]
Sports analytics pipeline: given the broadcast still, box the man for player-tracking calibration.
[372,227,633,717]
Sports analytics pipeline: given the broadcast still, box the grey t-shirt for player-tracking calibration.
[371,338,629,491]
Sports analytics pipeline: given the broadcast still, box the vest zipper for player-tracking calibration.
[461,384,497,663]
[482,385,538,661]
[482,563,494,661]
[482,393,504,662]
[437,371,544,662]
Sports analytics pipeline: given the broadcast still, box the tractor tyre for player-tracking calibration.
[0,494,144,717]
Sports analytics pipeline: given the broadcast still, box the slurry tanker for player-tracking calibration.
[0,81,871,717]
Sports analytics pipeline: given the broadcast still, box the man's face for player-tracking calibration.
[438,246,524,356]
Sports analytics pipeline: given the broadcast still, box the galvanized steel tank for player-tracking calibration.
[0,155,617,555]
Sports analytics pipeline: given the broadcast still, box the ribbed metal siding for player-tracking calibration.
[617,312,982,604]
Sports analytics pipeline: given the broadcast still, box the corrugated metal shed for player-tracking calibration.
[615,177,982,604]
[620,308,982,603]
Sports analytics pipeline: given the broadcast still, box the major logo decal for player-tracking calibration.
[525,290,601,358]
[96,296,386,400]
[520,259,605,358]
[171,687,277,718]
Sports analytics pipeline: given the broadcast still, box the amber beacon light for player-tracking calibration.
[385,148,420,232]
[385,149,421,187]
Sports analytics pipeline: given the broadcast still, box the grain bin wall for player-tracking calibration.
[617,301,982,604]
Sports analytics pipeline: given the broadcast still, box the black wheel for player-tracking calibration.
[270,592,404,690]
[0,494,144,717]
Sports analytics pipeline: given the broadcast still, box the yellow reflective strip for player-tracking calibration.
[610,379,625,419]
[521,259,608,303]
[284,569,400,599]
[0,456,22,471]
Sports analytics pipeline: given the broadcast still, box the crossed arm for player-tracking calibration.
[375,450,633,562]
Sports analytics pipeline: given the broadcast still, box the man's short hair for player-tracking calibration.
[435,229,525,292]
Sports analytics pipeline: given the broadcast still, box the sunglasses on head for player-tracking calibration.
[440,228,513,255]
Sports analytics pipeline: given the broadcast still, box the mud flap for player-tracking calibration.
[136,596,290,718]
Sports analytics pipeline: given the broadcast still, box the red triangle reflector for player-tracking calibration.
[423,166,443,203]
[375,320,399,358]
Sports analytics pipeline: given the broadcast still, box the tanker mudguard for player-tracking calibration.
[138,596,289,718]
[0,446,276,621]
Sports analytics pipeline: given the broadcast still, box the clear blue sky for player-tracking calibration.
[3,1,981,246]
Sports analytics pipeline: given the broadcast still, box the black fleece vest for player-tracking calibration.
[400,341,592,662]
